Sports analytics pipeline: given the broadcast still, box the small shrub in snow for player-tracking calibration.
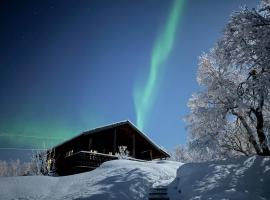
[116,146,129,159]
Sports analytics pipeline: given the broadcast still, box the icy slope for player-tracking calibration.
[168,156,270,200]
[0,160,182,200]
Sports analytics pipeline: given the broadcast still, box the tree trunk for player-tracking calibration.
[232,111,262,155]
[254,109,270,155]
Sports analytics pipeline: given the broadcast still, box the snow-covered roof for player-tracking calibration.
[52,120,170,157]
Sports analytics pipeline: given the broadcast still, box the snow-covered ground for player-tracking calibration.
[168,156,270,200]
[0,160,182,200]
[0,156,269,200]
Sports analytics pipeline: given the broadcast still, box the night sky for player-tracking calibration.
[0,0,259,160]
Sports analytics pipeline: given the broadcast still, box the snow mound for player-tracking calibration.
[168,156,270,200]
[0,159,182,200]
[1,156,269,200]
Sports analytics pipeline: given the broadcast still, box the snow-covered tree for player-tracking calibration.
[0,160,32,176]
[186,0,270,159]
[116,146,129,159]
[170,145,190,163]
[28,149,55,175]
[3,148,56,176]
[9,159,21,176]
[0,160,8,176]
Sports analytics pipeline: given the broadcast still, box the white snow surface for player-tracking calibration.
[0,160,182,200]
[168,155,270,200]
[0,156,270,200]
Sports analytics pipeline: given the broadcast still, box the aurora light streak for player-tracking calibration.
[134,0,185,130]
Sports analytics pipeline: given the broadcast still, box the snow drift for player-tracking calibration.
[0,156,269,200]
[0,160,181,200]
[168,156,270,200]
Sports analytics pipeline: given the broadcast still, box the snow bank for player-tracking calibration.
[1,156,269,200]
[0,159,182,200]
[168,156,270,200]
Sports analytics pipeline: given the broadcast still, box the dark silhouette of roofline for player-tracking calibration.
[52,120,170,157]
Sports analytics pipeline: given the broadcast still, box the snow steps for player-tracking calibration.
[148,187,169,200]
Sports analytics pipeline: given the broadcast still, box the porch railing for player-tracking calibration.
[64,151,118,170]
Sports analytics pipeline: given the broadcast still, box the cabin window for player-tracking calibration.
[47,159,52,170]
[66,149,73,157]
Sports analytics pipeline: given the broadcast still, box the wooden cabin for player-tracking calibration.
[48,120,170,175]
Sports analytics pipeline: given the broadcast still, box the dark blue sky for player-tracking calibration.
[0,0,259,160]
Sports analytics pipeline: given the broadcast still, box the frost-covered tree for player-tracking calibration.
[170,145,190,163]
[29,151,45,175]
[116,146,130,159]
[187,0,270,159]
[0,160,8,176]
[9,159,21,176]
[0,160,31,176]
[171,143,220,162]
[25,148,57,176]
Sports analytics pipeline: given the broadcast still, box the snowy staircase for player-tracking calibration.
[148,186,169,200]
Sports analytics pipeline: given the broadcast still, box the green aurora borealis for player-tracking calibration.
[0,104,102,149]
[1,0,259,155]
[0,0,185,150]
[134,0,185,130]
